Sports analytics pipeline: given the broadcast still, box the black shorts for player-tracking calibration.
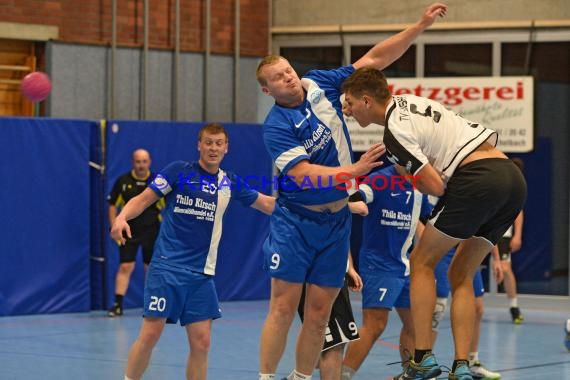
[119,224,160,264]
[298,278,360,351]
[429,158,527,245]
[497,237,512,261]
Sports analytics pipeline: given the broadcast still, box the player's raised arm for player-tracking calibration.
[353,2,447,70]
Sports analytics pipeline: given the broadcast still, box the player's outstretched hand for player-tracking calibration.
[418,2,447,29]
[354,142,385,175]
[493,258,504,284]
[110,217,131,246]
[347,268,363,292]
[348,200,369,216]
[510,235,522,253]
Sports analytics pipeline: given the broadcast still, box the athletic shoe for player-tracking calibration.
[510,307,523,324]
[564,319,570,351]
[449,363,473,380]
[469,361,501,379]
[398,353,442,379]
[107,303,123,317]
[393,373,436,380]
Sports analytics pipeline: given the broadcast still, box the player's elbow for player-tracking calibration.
[353,55,384,70]
[286,161,313,187]
[417,178,445,197]
[261,196,276,215]
[430,183,445,197]
[290,175,307,187]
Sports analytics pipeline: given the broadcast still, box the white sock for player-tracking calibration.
[287,369,312,380]
[259,374,275,380]
[509,297,518,308]
[341,364,356,379]
[468,351,479,365]
[124,376,134,380]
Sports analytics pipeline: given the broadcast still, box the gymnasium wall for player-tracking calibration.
[272,0,570,27]
[0,0,268,56]
[532,83,570,273]
[0,118,92,316]
[46,42,263,122]
[1,1,271,121]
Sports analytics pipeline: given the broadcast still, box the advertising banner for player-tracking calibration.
[347,76,534,153]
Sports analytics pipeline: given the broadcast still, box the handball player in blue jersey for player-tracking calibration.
[255,4,447,379]
[110,123,275,380]
[341,164,432,379]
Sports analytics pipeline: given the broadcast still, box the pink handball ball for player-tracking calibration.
[21,72,52,102]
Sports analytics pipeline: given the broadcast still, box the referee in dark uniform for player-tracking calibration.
[107,149,163,317]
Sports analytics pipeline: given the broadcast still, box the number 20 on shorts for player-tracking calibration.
[148,296,166,312]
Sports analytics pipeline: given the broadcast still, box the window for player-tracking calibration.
[425,43,492,77]
[280,47,342,77]
[502,42,570,83]
[351,45,416,77]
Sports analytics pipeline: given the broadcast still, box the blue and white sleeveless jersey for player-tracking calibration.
[262,65,356,205]
[148,161,258,275]
[358,165,432,277]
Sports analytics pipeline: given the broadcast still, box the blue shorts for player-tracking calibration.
[435,251,454,297]
[473,270,484,297]
[143,263,222,325]
[361,272,410,309]
[435,250,484,298]
[263,199,351,288]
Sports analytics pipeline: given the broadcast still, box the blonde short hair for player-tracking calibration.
[256,55,286,86]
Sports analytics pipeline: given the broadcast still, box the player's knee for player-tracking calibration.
[367,318,388,338]
[448,277,468,293]
[474,298,485,318]
[303,309,330,333]
[410,250,437,270]
[447,265,470,289]
[190,332,211,353]
[307,319,329,337]
[409,250,422,267]
[301,304,331,335]
[432,297,448,331]
[119,262,135,274]
[269,303,296,327]
[304,295,334,321]
[138,329,162,348]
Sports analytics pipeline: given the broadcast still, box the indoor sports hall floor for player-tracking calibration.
[1,300,569,379]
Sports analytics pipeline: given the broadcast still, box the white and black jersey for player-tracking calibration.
[383,94,497,180]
